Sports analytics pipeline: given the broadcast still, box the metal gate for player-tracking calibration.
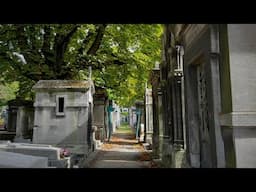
[197,63,212,167]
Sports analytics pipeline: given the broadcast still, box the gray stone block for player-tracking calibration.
[0,140,11,144]
[0,151,48,168]
[49,158,70,168]
[0,142,61,160]
[13,138,32,143]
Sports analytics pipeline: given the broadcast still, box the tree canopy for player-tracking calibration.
[0,24,163,106]
[0,81,19,106]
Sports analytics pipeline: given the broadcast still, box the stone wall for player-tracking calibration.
[220,24,256,167]
[158,24,227,168]
[161,24,256,168]
[33,91,90,146]
[93,87,108,142]
[32,80,94,156]
[145,88,153,145]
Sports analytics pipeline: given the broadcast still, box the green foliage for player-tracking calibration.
[93,24,163,106]
[117,123,133,134]
[0,24,163,105]
[121,111,129,116]
[0,81,19,106]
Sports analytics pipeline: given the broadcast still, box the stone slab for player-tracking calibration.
[0,151,48,168]
[0,142,61,160]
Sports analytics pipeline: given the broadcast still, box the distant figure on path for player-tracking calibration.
[107,100,115,142]
[1,108,8,129]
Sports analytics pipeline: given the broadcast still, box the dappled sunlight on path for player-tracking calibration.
[89,124,157,168]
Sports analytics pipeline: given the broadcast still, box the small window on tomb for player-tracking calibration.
[56,95,65,116]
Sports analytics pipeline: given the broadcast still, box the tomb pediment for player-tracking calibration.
[32,80,93,92]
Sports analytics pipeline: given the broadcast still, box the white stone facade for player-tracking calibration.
[32,80,95,154]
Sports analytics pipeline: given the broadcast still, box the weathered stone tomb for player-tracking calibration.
[32,80,95,156]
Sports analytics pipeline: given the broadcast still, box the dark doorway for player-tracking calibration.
[196,62,212,167]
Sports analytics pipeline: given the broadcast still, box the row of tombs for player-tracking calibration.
[128,24,256,168]
[143,24,256,168]
[6,24,256,168]
[0,80,123,168]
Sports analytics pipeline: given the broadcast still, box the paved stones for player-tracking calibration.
[88,127,152,168]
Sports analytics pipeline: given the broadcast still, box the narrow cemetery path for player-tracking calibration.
[88,124,157,168]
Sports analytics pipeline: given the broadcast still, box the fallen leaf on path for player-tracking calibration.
[139,152,151,161]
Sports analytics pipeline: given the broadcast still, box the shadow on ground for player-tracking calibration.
[88,125,157,168]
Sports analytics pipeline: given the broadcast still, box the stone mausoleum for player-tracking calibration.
[154,24,256,168]
[32,80,95,157]
[93,86,108,142]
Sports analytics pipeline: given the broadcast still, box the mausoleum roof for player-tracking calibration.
[32,80,93,91]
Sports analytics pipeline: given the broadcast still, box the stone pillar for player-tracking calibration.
[129,107,137,131]
[15,104,34,141]
[150,67,161,159]
[15,106,26,139]
[7,99,34,141]
[158,89,164,159]
[129,108,132,127]
[91,125,98,150]
[7,101,18,132]
[93,87,108,142]
[116,106,121,128]
[170,45,187,167]
[145,89,153,145]
[133,107,137,129]
[135,101,145,142]
[93,100,105,141]
[112,101,117,133]
[219,24,256,167]
[104,98,109,141]
[161,82,173,167]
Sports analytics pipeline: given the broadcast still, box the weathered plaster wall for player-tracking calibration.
[33,91,89,145]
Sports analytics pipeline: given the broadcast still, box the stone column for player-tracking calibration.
[116,106,121,128]
[170,44,187,168]
[129,107,136,129]
[158,89,164,159]
[112,101,117,133]
[8,99,34,141]
[7,101,18,132]
[93,87,108,142]
[93,100,105,141]
[135,101,145,142]
[128,108,132,128]
[104,98,109,141]
[15,106,26,139]
[219,24,256,168]
[150,67,161,159]
[145,89,153,145]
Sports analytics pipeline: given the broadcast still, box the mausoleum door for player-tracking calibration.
[87,103,92,148]
[197,63,212,167]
